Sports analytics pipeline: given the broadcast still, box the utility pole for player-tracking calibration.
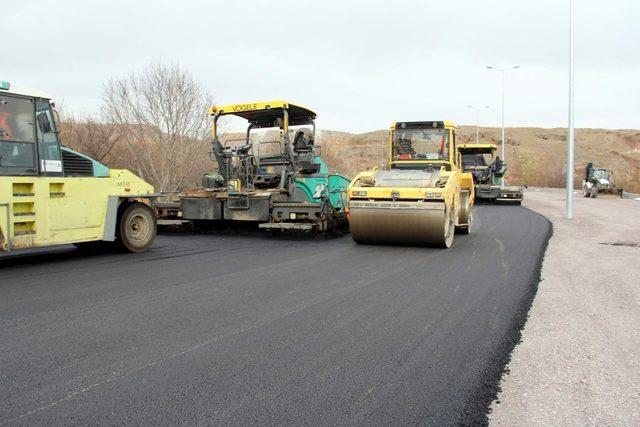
[567,0,575,219]
[467,105,489,144]
[487,65,520,188]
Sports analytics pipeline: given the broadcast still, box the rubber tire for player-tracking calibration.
[117,203,157,253]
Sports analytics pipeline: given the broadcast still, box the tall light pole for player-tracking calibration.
[467,105,489,144]
[487,65,520,188]
[567,0,575,219]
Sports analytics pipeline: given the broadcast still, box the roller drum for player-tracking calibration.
[349,200,454,247]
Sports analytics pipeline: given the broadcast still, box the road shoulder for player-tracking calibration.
[489,188,640,425]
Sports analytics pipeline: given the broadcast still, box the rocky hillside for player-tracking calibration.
[317,126,640,193]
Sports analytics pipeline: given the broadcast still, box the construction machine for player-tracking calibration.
[157,101,350,233]
[582,163,624,198]
[458,143,523,204]
[0,81,156,253]
[346,121,474,248]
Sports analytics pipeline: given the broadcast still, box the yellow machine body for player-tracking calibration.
[0,171,154,251]
[347,121,474,248]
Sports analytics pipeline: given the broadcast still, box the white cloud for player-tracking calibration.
[4,0,639,132]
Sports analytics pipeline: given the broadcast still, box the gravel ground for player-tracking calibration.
[490,188,640,426]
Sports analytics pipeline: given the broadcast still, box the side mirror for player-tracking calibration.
[314,144,322,157]
[37,112,52,134]
[52,109,61,130]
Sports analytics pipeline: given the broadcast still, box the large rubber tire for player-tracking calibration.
[117,203,157,253]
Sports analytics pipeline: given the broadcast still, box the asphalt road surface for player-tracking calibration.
[0,205,550,425]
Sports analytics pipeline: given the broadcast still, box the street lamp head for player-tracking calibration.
[487,65,520,72]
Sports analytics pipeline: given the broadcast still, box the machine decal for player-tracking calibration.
[231,103,258,112]
[40,159,62,173]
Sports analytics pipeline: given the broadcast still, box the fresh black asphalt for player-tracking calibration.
[0,205,551,425]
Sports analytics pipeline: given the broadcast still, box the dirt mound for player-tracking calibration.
[318,126,640,193]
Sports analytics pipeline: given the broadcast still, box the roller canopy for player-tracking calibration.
[458,144,498,153]
[210,100,316,128]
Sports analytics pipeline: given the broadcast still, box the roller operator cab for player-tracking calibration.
[0,81,157,253]
[347,121,474,248]
[167,100,350,233]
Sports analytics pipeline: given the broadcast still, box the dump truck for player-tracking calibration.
[157,100,350,233]
[0,81,157,253]
[582,163,624,198]
[458,143,523,204]
[346,121,474,248]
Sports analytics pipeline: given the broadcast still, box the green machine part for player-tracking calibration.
[61,146,111,177]
[294,157,350,209]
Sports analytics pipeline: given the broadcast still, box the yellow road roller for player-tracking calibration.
[0,81,156,253]
[346,121,474,248]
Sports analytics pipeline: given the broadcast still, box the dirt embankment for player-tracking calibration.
[318,127,640,193]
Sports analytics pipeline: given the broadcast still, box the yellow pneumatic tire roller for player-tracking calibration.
[349,200,456,248]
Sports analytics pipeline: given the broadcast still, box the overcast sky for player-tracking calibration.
[5,0,640,133]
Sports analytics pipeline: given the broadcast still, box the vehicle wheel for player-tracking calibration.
[458,212,472,235]
[440,204,456,248]
[591,189,598,199]
[457,190,472,229]
[117,203,157,252]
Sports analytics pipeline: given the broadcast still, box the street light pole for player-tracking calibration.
[567,0,575,219]
[467,105,489,144]
[487,65,520,188]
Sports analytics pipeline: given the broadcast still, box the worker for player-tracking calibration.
[585,162,594,181]
[438,136,448,160]
[293,129,312,152]
[0,111,12,140]
[494,156,504,175]
[397,134,415,158]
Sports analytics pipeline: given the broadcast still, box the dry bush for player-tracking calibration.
[58,113,128,167]
[102,63,213,192]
